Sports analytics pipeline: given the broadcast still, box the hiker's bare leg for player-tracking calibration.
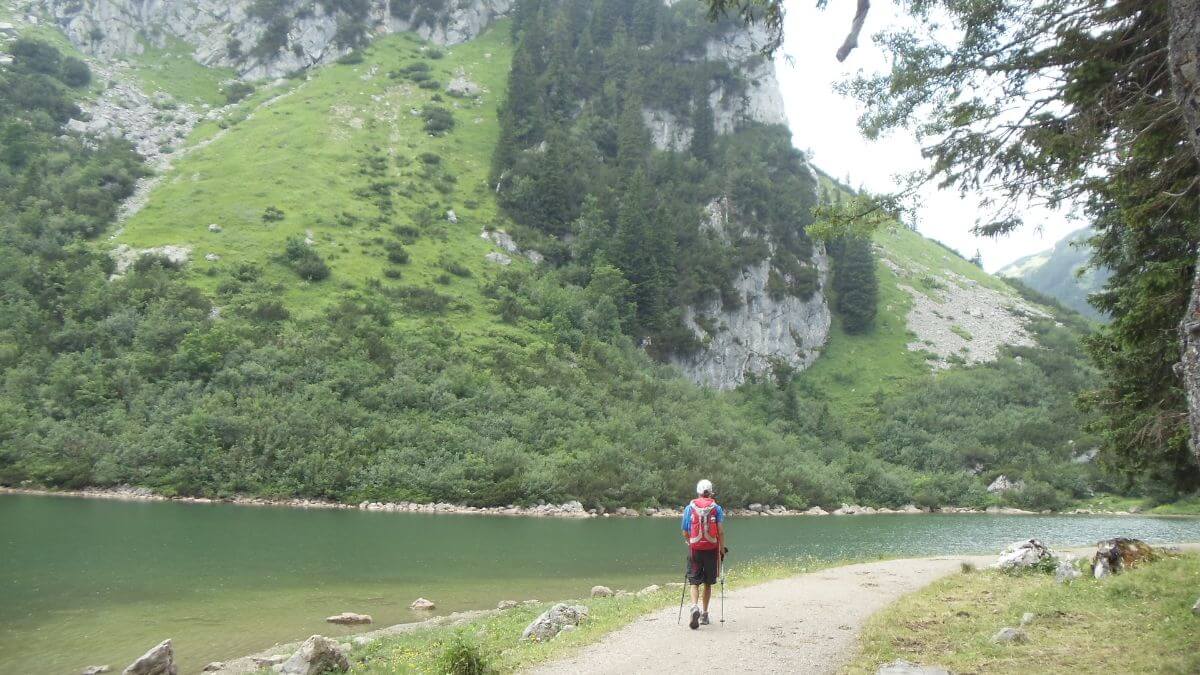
[702,584,712,612]
[689,584,699,606]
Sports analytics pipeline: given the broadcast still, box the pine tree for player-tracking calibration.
[832,236,878,334]
[616,95,649,170]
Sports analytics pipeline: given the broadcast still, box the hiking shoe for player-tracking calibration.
[700,612,710,625]
[689,606,701,630]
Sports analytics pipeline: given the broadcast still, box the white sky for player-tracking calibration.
[772,0,1081,272]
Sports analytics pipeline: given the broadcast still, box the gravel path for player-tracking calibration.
[526,554,995,675]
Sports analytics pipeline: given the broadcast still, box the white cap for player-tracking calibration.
[696,479,713,496]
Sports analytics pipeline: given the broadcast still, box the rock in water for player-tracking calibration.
[279,635,349,675]
[590,585,613,598]
[992,627,1029,644]
[410,597,436,610]
[995,539,1053,570]
[521,603,589,642]
[81,667,110,675]
[325,612,372,625]
[121,639,176,675]
[876,660,951,675]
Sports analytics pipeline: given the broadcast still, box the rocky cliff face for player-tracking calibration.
[671,199,831,390]
[39,0,511,79]
[643,24,788,150]
[647,24,828,389]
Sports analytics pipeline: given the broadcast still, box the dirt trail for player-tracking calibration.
[527,554,994,675]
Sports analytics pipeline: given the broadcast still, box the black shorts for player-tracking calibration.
[687,548,720,585]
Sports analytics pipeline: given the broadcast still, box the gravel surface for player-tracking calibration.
[526,555,994,675]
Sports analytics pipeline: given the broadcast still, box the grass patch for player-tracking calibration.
[845,554,1200,674]
[1069,493,1200,516]
[350,557,854,674]
[126,37,236,106]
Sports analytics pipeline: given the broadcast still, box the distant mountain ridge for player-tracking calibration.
[999,227,1109,321]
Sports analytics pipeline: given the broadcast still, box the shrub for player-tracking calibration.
[59,57,92,87]
[434,631,488,675]
[418,79,441,90]
[435,273,452,285]
[422,104,454,135]
[223,81,255,104]
[384,241,410,264]
[426,48,445,60]
[294,253,330,281]
[418,152,441,165]
[336,51,364,65]
[262,206,285,222]
[391,224,421,243]
[11,38,61,75]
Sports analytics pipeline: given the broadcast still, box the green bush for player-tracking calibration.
[421,104,455,135]
[434,631,488,675]
[262,206,285,222]
[59,57,91,88]
[223,81,255,104]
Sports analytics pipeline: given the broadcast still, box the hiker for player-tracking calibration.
[682,478,724,629]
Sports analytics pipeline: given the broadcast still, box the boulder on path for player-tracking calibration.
[1092,538,1157,578]
[121,639,176,675]
[992,627,1028,644]
[81,667,110,675]
[590,585,613,598]
[521,603,589,642]
[279,635,349,675]
[325,612,372,625]
[995,539,1053,571]
[876,660,951,675]
[410,597,436,610]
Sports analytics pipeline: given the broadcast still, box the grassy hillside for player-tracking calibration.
[116,25,517,338]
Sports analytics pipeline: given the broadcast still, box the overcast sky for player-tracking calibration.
[772,1,1081,272]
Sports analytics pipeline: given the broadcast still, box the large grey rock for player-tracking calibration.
[995,539,1053,571]
[520,603,589,642]
[121,640,176,675]
[410,597,436,610]
[590,585,613,598]
[876,661,951,675]
[992,627,1029,644]
[1192,596,1200,616]
[81,667,110,675]
[278,635,349,675]
[987,475,1025,493]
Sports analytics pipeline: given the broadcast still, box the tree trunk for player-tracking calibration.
[1170,0,1200,468]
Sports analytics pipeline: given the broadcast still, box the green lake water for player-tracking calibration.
[3,493,1200,674]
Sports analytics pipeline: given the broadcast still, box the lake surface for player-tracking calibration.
[3,493,1200,673]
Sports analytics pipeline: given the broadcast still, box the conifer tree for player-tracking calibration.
[689,89,715,163]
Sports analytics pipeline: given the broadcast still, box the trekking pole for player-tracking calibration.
[720,547,728,624]
[676,555,688,624]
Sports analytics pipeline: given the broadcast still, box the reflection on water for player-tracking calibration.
[2,493,1198,673]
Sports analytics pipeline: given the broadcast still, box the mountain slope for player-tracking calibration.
[0,0,1102,512]
[998,227,1108,321]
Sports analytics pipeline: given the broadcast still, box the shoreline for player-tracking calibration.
[0,485,1186,519]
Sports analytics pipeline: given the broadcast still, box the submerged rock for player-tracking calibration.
[325,612,372,625]
[278,635,349,675]
[521,603,589,642]
[121,639,176,675]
